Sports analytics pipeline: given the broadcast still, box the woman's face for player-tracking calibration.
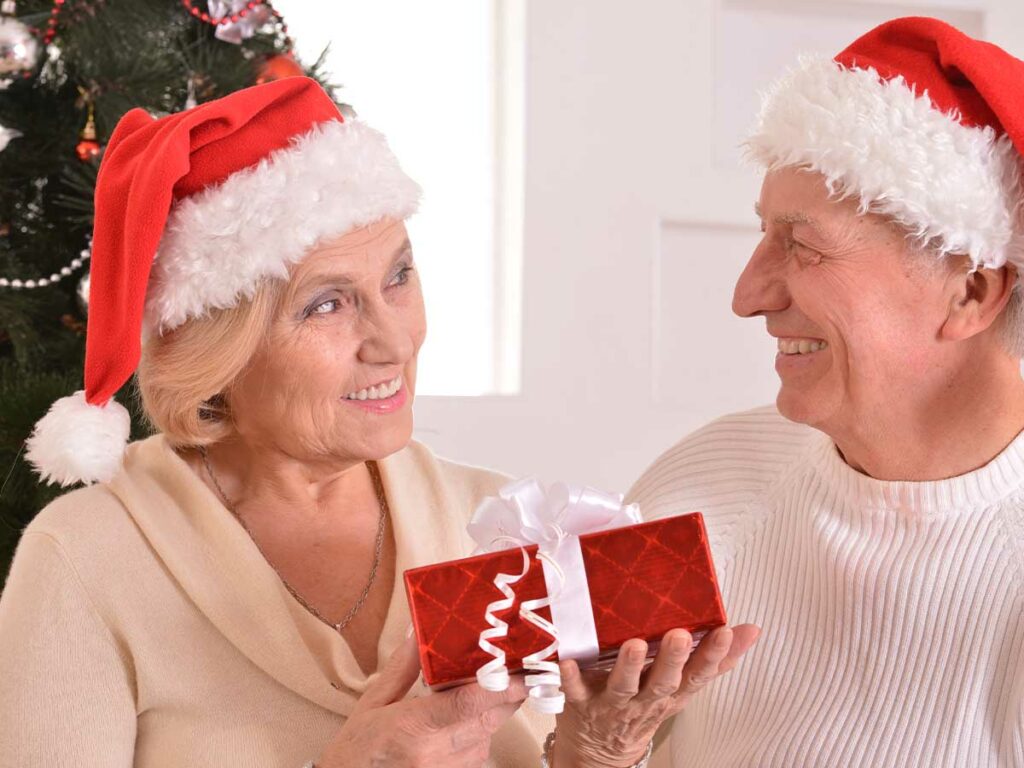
[228,217,426,465]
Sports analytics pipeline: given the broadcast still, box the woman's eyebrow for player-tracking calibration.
[390,238,413,264]
[294,239,414,299]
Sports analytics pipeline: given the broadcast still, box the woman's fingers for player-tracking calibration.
[600,638,648,706]
[446,701,521,752]
[671,624,761,706]
[636,628,693,701]
[560,624,762,708]
[559,658,591,704]
[714,623,761,674]
[352,634,422,713]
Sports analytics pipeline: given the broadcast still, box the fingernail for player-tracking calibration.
[674,630,692,648]
[716,628,733,644]
[630,644,646,662]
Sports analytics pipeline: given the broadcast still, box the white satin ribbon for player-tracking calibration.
[467,479,642,713]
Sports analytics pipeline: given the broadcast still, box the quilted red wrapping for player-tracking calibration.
[404,513,727,688]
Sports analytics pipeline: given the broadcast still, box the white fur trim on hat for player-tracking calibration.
[145,118,421,333]
[745,55,1024,270]
[25,390,131,487]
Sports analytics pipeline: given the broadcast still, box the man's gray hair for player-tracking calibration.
[1001,287,1024,358]
[906,232,1024,358]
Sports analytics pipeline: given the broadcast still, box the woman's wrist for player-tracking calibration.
[542,729,653,768]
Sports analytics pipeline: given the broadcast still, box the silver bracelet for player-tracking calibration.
[540,730,653,768]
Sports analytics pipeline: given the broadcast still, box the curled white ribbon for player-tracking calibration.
[476,541,530,692]
[520,550,565,714]
[468,479,641,713]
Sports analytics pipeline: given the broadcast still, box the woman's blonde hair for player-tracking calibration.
[135,278,286,447]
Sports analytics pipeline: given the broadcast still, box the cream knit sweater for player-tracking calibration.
[0,435,552,767]
[626,406,1024,767]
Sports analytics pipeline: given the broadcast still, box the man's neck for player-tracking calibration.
[826,356,1024,482]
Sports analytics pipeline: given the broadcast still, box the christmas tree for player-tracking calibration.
[0,0,339,586]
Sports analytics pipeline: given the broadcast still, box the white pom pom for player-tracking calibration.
[25,391,131,487]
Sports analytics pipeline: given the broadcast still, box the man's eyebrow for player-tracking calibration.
[754,202,824,233]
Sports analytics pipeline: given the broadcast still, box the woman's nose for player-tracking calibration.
[358,303,415,364]
[732,242,790,318]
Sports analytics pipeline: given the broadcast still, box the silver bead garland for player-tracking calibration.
[0,246,90,289]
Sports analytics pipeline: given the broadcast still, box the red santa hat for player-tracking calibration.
[746,16,1024,270]
[26,76,420,486]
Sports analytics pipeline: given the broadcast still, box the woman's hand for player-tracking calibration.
[552,624,761,768]
[316,635,526,768]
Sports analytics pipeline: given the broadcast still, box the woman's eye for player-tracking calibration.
[311,298,339,315]
[390,266,414,287]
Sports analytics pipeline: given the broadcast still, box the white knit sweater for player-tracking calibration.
[626,406,1024,768]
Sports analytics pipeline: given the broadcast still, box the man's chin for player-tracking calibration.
[775,387,823,426]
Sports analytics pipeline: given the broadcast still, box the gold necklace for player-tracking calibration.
[199,446,389,634]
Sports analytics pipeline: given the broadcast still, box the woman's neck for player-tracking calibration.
[197,436,375,524]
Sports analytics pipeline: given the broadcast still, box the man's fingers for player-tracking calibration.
[636,629,693,701]
[354,633,422,712]
[600,639,648,706]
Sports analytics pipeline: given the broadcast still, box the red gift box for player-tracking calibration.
[404,513,727,688]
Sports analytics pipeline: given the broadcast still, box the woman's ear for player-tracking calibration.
[940,263,1017,342]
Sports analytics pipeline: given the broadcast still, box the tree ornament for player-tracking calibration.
[0,9,40,89]
[256,52,303,84]
[184,74,197,109]
[180,0,291,49]
[208,0,271,45]
[76,272,89,314]
[75,92,102,162]
[0,122,22,151]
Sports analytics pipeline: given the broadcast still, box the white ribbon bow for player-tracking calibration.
[208,0,273,44]
[467,478,641,714]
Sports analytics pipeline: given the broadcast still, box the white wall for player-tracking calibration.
[413,0,1024,494]
[277,0,504,397]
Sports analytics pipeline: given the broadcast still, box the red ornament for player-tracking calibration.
[256,53,304,84]
[76,96,102,162]
[75,138,101,162]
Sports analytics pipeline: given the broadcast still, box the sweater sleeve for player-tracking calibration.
[0,531,137,767]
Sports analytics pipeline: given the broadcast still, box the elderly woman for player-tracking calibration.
[0,78,757,767]
[628,17,1024,768]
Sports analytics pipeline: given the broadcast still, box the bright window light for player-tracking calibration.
[277,1,520,395]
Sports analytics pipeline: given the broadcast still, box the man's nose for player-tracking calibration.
[732,241,790,318]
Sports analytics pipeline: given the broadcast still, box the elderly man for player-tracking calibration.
[627,17,1024,768]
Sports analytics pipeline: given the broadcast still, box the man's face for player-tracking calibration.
[733,167,956,433]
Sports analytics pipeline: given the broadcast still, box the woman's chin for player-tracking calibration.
[341,415,415,462]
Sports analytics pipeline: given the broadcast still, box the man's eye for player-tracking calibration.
[788,238,822,264]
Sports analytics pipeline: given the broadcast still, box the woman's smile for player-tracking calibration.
[342,374,408,414]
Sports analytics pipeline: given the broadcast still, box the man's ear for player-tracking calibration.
[940,262,1017,342]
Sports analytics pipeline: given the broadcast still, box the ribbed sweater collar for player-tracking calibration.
[808,427,1024,515]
